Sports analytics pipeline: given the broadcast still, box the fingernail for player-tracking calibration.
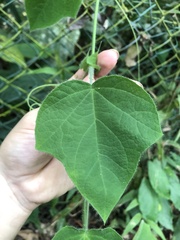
[111,49,120,59]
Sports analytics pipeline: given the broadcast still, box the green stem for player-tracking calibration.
[83,199,90,230]
[89,0,100,84]
[92,0,100,55]
[83,0,100,230]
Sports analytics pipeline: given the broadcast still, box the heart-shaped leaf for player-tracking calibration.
[25,0,82,30]
[35,75,162,222]
[52,226,123,240]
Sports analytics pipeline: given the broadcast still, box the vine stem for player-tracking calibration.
[26,84,58,110]
[82,0,100,229]
[89,0,100,84]
[83,199,90,230]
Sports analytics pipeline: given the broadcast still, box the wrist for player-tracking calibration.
[0,174,32,240]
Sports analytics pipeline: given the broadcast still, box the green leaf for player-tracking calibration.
[80,53,101,72]
[170,179,180,210]
[125,198,139,212]
[169,171,180,210]
[52,227,123,240]
[28,67,57,75]
[86,53,101,71]
[133,220,157,240]
[158,198,173,231]
[35,75,162,222]
[166,166,180,210]
[166,156,180,170]
[122,213,142,237]
[147,220,166,240]
[138,178,159,221]
[58,29,80,61]
[118,190,136,205]
[173,217,180,240]
[148,160,170,199]
[25,0,82,30]
[18,43,49,59]
[101,0,115,7]
[0,34,26,67]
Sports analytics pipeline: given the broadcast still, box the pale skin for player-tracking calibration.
[0,49,142,240]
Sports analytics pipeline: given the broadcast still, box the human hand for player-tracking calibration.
[0,49,119,215]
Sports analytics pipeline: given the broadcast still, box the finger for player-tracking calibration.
[83,49,119,82]
[23,158,74,205]
[70,49,119,82]
[69,69,86,80]
[38,158,74,198]
[95,49,119,79]
[15,108,39,131]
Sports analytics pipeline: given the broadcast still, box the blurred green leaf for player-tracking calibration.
[18,43,49,59]
[133,220,157,240]
[118,190,136,205]
[173,217,180,240]
[165,165,180,210]
[158,198,173,231]
[166,156,180,170]
[58,29,80,61]
[138,178,159,221]
[147,220,166,240]
[28,67,57,75]
[122,213,142,237]
[156,49,170,63]
[0,34,26,67]
[125,198,139,212]
[170,152,180,166]
[101,0,115,6]
[148,160,170,199]
[169,174,180,211]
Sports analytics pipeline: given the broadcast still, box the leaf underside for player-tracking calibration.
[35,75,162,222]
[52,227,123,240]
[25,0,82,30]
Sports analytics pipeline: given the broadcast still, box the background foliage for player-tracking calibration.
[0,0,179,239]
